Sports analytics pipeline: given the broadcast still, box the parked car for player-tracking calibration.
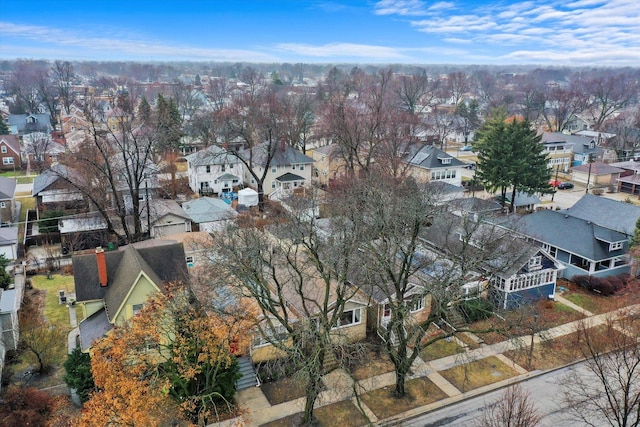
[460,145,474,152]
[464,162,476,169]
[558,182,574,189]
[548,179,560,187]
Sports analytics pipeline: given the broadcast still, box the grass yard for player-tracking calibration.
[30,274,81,331]
[561,279,640,314]
[468,301,584,345]
[360,376,448,419]
[17,176,35,184]
[260,375,309,405]
[348,345,395,381]
[419,337,464,362]
[260,400,369,427]
[439,355,518,393]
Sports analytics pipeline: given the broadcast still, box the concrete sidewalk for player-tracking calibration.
[232,303,640,427]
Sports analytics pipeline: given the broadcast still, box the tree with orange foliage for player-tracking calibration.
[79,282,255,426]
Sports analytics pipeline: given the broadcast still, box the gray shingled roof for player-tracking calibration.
[561,194,640,237]
[32,164,81,195]
[276,172,305,182]
[0,177,16,200]
[513,209,627,261]
[182,197,237,223]
[240,142,314,167]
[79,309,112,352]
[405,145,465,169]
[185,145,241,166]
[73,241,188,305]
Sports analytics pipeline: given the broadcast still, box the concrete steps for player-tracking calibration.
[236,356,260,390]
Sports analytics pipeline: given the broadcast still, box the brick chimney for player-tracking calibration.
[95,247,108,287]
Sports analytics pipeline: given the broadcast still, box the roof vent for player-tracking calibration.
[564,214,569,218]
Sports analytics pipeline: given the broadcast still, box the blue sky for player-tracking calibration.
[1,0,639,65]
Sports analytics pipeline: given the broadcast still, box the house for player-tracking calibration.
[512,209,629,279]
[420,212,563,310]
[0,227,19,260]
[0,177,16,225]
[489,245,562,309]
[560,194,640,239]
[239,142,314,196]
[0,134,21,171]
[165,231,215,270]
[611,160,640,196]
[404,145,465,186]
[146,199,192,238]
[73,241,189,351]
[0,267,24,390]
[185,145,242,195]
[32,165,87,216]
[7,113,51,135]
[58,213,109,253]
[571,162,623,188]
[182,197,238,232]
[497,191,541,212]
[309,144,347,187]
[538,132,574,173]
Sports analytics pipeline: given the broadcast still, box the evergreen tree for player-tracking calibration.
[155,94,182,153]
[0,116,9,134]
[475,109,551,212]
[63,346,95,403]
[137,96,151,124]
[0,254,12,289]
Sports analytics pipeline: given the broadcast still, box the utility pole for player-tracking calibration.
[145,176,151,239]
[585,153,594,195]
[551,165,560,202]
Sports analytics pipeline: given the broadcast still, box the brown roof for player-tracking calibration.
[572,161,624,175]
[0,134,20,155]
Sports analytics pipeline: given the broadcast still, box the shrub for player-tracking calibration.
[0,386,53,427]
[592,188,604,196]
[458,298,494,323]
[572,274,627,296]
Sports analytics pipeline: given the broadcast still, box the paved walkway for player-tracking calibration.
[232,303,640,427]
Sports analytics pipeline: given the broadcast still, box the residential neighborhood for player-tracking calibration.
[0,57,639,427]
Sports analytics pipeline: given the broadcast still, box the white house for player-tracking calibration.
[240,142,314,196]
[185,145,242,195]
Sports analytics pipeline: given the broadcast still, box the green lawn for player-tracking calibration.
[30,274,81,331]
[17,176,35,184]
[563,293,599,314]
[420,337,464,362]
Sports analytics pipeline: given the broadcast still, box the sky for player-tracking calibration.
[1,0,639,66]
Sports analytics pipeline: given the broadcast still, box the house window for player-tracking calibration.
[292,164,296,170]
[271,181,276,189]
[610,241,623,251]
[205,165,211,173]
[0,202,5,208]
[299,164,305,171]
[528,256,542,269]
[441,158,451,164]
[221,164,226,172]
[3,158,14,165]
[272,166,277,173]
[186,256,194,268]
[333,308,361,328]
[383,304,391,317]
[1,146,6,153]
[409,296,424,313]
[252,324,288,348]
[132,304,144,316]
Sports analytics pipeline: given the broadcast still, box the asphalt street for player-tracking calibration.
[400,362,602,427]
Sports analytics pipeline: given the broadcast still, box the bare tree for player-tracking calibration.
[52,60,75,115]
[213,196,368,425]
[475,384,541,427]
[58,91,156,243]
[445,71,471,106]
[561,314,640,427]
[6,59,47,114]
[578,72,639,131]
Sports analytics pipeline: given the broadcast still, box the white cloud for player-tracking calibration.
[275,43,409,59]
[374,0,429,16]
[0,22,279,62]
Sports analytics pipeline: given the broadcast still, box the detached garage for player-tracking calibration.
[148,200,192,238]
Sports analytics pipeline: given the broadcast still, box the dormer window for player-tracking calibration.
[441,157,452,165]
[610,241,623,251]
[528,256,542,270]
